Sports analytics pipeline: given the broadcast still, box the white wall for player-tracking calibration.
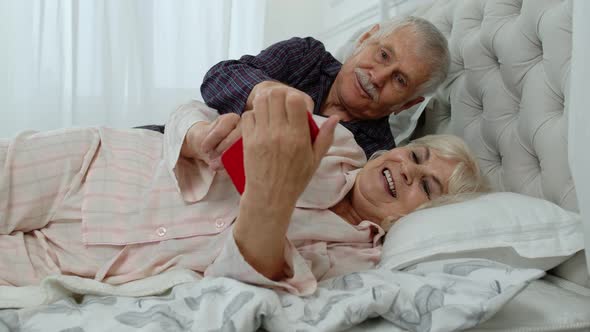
[262,0,430,56]
[262,0,325,48]
[262,0,382,55]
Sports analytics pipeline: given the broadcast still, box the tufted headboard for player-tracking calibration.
[410,0,577,212]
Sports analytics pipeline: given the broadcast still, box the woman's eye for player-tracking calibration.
[380,50,388,60]
[411,151,419,163]
[422,180,431,199]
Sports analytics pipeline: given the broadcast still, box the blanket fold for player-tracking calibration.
[0,259,544,332]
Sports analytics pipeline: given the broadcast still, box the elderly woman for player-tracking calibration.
[0,93,486,295]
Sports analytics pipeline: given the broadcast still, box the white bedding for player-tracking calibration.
[0,259,543,332]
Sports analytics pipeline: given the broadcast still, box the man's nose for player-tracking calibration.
[371,65,394,88]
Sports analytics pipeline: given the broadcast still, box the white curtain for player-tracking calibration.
[0,0,266,137]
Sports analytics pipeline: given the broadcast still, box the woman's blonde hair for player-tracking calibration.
[376,134,490,230]
[409,134,489,201]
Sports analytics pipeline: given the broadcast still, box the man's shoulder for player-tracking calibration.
[340,118,395,157]
[278,36,328,54]
[286,36,325,46]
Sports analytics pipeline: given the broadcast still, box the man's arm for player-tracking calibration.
[136,37,326,133]
[200,37,326,115]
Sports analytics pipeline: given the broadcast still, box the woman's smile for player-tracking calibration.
[382,168,397,198]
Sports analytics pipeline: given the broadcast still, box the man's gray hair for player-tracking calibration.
[359,16,450,97]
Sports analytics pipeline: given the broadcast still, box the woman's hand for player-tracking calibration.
[182,113,241,170]
[241,89,337,208]
[232,88,339,280]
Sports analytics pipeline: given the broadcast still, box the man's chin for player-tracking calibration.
[345,103,378,120]
[337,90,375,120]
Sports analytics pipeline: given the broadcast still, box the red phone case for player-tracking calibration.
[221,111,320,194]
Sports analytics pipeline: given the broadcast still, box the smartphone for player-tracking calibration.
[221,111,320,194]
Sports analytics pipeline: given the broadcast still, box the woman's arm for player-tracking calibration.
[163,101,240,202]
[231,90,338,280]
[180,113,241,169]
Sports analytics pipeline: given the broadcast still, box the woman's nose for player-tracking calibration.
[401,162,419,185]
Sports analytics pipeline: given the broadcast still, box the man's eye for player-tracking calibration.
[422,180,431,199]
[380,50,388,60]
[395,74,407,86]
[411,151,419,163]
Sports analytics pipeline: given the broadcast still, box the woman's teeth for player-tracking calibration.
[382,169,397,198]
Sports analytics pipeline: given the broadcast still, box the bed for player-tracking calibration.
[350,0,590,330]
[1,0,589,331]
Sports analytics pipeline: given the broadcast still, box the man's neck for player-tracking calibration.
[320,85,356,122]
[320,103,355,122]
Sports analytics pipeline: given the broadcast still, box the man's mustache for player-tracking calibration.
[354,68,378,101]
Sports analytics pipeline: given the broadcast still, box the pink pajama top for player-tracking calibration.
[1,101,385,295]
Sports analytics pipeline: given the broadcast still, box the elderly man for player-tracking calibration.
[139,16,449,158]
[200,16,449,157]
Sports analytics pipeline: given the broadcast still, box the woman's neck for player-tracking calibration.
[329,192,363,225]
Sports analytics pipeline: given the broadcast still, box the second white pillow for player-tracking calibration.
[379,192,584,271]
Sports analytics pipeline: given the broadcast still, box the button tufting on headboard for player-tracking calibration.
[415,0,577,211]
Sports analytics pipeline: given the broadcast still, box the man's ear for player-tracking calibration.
[356,24,380,48]
[396,96,425,114]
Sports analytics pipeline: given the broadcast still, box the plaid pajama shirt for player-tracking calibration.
[141,37,396,157]
[201,36,396,158]
[0,101,384,295]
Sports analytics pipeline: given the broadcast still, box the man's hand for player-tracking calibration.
[247,81,315,115]
[182,113,241,170]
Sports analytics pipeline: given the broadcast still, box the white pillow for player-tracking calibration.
[389,96,430,146]
[379,192,584,271]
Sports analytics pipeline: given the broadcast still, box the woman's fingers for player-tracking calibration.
[285,92,310,137]
[313,115,338,164]
[200,113,240,156]
[241,110,255,141]
[268,88,288,128]
[213,122,242,156]
[252,91,270,131]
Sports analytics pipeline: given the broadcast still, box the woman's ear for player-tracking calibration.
[380,214,399,232]
[356,24,381,47]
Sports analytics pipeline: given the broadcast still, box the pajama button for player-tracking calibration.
[156,227,167,237]
[215,219,225,228]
